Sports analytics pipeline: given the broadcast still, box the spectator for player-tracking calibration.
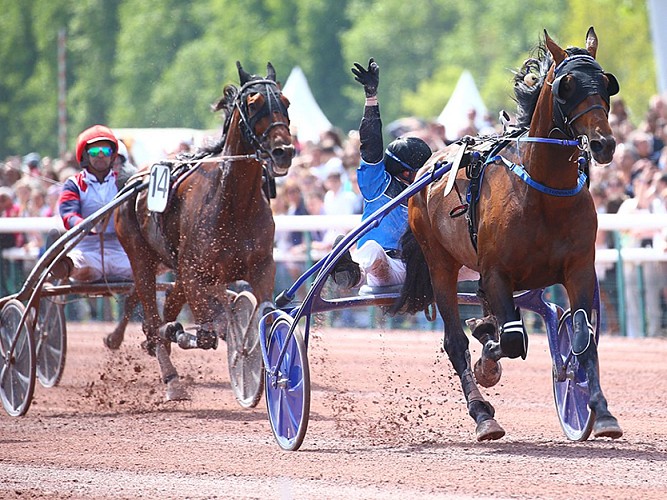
[0,186,21,250]
[310,139,346,183]
[22,152,41,178]
[323,170,358,216]
[617,160,665,337]
[300,187,337,261]
[456,108,479,138]
[12,177,33,217]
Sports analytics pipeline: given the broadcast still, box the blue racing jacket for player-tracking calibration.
[356,103,409,252]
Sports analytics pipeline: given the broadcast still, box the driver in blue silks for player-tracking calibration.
[331,58,432,290]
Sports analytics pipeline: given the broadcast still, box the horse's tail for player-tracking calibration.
[389,227,434,316]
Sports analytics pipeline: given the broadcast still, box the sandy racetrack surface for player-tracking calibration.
[1,321,667,499]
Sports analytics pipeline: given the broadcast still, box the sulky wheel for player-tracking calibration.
[552,308,594,441]
[35,296,67,388]
[227,291,264,408]
[264,313,310,451]
[0,300,36,417]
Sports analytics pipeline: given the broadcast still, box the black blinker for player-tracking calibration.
[552,75,566,104]
[606,73,620,96]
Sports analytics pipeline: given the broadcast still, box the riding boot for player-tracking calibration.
[331,235,362,289]
[49,256,73,281]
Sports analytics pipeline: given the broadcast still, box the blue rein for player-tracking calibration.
[485,134,589,197]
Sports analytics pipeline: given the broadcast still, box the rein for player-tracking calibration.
[488,155,588,197]
[490,133,590,197]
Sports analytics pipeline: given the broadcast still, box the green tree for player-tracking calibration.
[292,0,351,135]
[0,1,45,156]
[0,0,659,160]
[111,0,204,128]
[341,0,460,132]
[66,0,121,141]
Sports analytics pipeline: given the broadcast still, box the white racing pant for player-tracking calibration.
[68,235,134,282]
[353,239,480,288]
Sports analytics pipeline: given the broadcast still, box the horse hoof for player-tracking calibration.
[593,416,623,439]
[104,333,122,350]
[474,357,502,388]
[141,340,158,357]
[166,379,190,401]
[476,419,506,441]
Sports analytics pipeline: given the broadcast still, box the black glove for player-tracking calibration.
[351,58,379,98]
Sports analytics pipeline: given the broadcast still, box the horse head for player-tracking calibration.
[234,61,295,176]
[543,27,619,164]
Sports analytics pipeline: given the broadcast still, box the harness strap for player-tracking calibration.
[488,155,588,197]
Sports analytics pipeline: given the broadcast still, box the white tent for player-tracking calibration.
[114,127,217,168]
[437,70,489,141]
[282,66,332,144]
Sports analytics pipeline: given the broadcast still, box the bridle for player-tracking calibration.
[549,53,619,139]
[233,78,291,173]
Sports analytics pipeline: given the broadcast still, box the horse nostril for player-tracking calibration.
[589,136,615,155]
[589,139,604,154]
[272,145,295,160]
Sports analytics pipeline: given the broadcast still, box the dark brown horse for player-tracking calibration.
[393,28,622,441]
[114,62,294,401]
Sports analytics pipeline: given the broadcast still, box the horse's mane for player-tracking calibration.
[198,83,240,156]
[513,42,589,127]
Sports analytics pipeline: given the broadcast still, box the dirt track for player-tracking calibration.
[1,321,667,499]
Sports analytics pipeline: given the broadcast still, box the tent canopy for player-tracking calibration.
[437,70,489,141]
[113,127,216,168]
[282,66,332,144]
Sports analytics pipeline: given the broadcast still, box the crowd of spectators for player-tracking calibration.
[1,95,666,335]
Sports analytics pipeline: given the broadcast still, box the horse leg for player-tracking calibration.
[468,288,502,388]
[177,277,232,349]
[429,260,505,441]
[104,291,139,350]
[566,276,622,439]
[127,262,188,400]
[473,273,528,389]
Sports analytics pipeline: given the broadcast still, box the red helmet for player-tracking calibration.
[75,125,118,164]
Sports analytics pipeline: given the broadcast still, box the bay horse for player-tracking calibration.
[114,62,294,401]
[392,28,622,441]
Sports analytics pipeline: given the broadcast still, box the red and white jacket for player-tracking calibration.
[58,169,118,233]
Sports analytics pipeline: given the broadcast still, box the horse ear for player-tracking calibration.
[585,26,598,58]
[267,62,277,82]
[544,29,567,66]
[237,61,252,85]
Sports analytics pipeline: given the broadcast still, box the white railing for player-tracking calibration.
[1,213,665,337]
[2,212,667,232]
[2,213,666,261]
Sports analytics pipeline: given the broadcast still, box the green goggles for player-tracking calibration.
[87,146,113,157]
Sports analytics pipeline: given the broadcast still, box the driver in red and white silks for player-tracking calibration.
[55,125,134,282]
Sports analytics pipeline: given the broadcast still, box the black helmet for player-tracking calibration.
[384,137,432,178]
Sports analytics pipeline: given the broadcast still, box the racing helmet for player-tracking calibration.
[383,137,432,178]
[75,125,118,166]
